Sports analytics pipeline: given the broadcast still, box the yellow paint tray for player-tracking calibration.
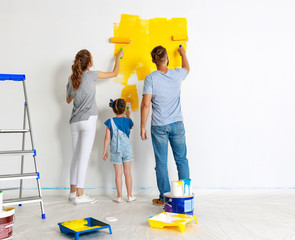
[148,212,197,232]
[58,217,112,239]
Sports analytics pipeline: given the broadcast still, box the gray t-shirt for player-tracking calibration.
[66,70,99,124]
[142,68,187,126]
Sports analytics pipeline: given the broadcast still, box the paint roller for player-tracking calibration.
[110,37,131,59]
[172,34,188,47]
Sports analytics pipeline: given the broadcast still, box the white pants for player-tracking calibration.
[70,115,97,188]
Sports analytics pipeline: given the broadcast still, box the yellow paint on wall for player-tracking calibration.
[121,84,139,112]
[112,14,187,111]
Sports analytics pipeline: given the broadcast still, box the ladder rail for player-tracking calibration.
[19,102,27,199]
[22,79,45,218]
[22,80,36,150]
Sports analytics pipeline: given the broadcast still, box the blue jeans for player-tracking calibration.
[151,121,190,201]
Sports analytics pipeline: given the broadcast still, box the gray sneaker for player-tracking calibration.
[74,194,97,205]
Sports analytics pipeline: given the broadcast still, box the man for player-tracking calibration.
[141,45,190,205]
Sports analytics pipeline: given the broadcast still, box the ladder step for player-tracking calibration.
[0,187,20,191]
[0,74,25,81]
[3,196,42,206]
[0,129,30,133]
[0,150,35,156]
[0,173,38,181]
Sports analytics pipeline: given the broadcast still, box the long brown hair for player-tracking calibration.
[109,98,126,115]
[71,49,92,90]
[151,46,168,66]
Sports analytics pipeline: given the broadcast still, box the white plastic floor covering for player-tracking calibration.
[9,190,295,240]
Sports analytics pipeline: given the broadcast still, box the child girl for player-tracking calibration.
[66,49,123,205]
[103,98,136,203]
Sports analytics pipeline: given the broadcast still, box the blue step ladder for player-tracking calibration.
[0,74,45,219]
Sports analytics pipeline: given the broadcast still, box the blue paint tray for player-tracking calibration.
[58,217,112,240]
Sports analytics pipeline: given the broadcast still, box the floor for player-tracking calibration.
[8,189,295,240]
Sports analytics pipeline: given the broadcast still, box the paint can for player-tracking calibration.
[164,192,194,215]
[0,208,15,240]
[170,181,183,197]
[180,179,191,196]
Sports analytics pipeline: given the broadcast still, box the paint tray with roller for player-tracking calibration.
[58,217,112,240]
[148,212,197,233]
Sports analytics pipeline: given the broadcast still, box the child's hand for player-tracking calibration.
[103,151,108,161]
[126,108,130,118]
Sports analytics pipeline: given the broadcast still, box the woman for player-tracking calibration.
[66,49,123,204]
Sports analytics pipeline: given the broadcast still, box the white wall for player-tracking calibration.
[0,0,295,191]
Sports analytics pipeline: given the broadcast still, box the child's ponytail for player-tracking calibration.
[109,98,126,115]
[109,99,114,108]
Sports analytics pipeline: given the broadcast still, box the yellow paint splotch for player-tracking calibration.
[120,84,139,111]
[112,14,187,111]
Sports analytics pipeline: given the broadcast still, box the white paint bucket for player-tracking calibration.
[171,181,183,197]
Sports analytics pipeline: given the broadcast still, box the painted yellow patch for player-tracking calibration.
[112,14,187,111]
[121,84,139,111]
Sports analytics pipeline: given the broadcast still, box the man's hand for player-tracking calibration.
[178,46,190,74]
[141,128,148,140]
[140,94,152,141]
[178,46,186,56]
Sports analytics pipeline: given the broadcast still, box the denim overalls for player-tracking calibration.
[110,119,133,164]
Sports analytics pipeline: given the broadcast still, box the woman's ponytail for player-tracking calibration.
[70,49,92,90]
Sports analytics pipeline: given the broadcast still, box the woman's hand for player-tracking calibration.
[97,50,124,79]
[66,96,73,104]
[103,151,108,161]
[116,50,124,60]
